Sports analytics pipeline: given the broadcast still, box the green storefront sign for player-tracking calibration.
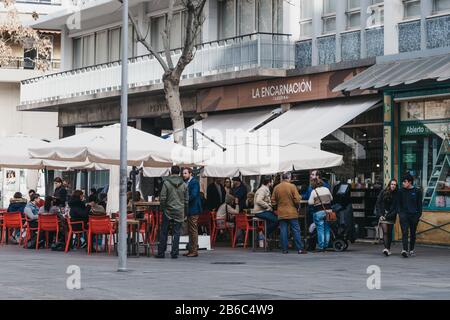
[400,123,450,136]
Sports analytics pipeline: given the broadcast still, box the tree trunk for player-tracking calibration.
[163,75,185,145]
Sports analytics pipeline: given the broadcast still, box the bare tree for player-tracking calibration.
[0,0,53,70]
[120,0,206,144]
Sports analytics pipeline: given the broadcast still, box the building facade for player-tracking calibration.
[17,0,450,243]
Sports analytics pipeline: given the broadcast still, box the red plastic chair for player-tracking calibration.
[65,217,87,253]
[233,214,258,248]
[23,216,39,249]
[36,214,59,250]
[211,211,234,248]
[197,212,212,235]
[1,212,24,246]
[87,216,115,255]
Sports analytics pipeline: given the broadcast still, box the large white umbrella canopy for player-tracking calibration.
[201,142,343,177]
[28,124,207,167]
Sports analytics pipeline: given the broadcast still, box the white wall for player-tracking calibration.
[0,83,59,141]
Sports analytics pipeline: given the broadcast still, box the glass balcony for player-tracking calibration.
[20,32,295,105]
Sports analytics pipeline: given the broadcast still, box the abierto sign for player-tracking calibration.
[197,68,367,112]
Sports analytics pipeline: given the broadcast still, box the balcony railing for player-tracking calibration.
[16,0,62,5]
[20,33,295,105]
[1,57,61,71]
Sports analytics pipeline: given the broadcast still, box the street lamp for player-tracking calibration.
[118,0,128,272]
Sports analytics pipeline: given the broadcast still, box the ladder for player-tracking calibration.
[423,133,450,208]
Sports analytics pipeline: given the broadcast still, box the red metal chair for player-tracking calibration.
[36,214,59,250]
[87,216,116,255]
[211,211,234,248]
[65,217,87,253]
[23,216,39,249]
[1,212,24,246]
[233,214,259,248]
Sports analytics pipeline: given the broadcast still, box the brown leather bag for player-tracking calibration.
[314,189,337,222]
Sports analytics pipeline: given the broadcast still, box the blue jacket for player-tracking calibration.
[7,199,27,213]
[187,177,202,216]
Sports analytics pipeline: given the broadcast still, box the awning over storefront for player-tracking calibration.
[259,96,382,147]
[333,53,450,92]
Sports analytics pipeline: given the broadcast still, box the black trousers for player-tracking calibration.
[399,214,420,252]
[158,214,182,257]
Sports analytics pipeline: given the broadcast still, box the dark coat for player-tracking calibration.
[187,177,202,216]
[68,199,88,222]
[7,198,27,213]
[54,186,68,207]
[206,182,226,211]
[232,184,248,210]
[375,189,399,222]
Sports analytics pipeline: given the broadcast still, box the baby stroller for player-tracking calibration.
[329,182,356,251]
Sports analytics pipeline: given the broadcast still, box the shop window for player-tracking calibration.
[400,99,450,211]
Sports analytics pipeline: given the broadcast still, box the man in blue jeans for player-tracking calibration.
[271,173,307,254]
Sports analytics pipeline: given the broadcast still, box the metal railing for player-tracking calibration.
[0,57,61,71]
[16,0,62,5]
[20,33,295,105]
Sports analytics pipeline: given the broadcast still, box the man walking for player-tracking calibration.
[156,166,188,259]
[271,172,307,254]
[253,176,279,237]
[183,167,202,257]
[398,173,422,258]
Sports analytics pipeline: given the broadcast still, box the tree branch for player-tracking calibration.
[161,0,175,70]
[118,0,170,73]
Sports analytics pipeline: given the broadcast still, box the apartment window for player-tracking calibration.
[95,30,108,64]
[404,0,421,18]
[82,34,95,67]
[322,0,336,34]
[73,38,82,69]
[109,27,121,61]
[151,15,166,52]
[433,0,450,12]
[300,0,313,38]
[347,0,361,29]
[239,0,256,35]
[368,0,384,26]
[219,0,236,38]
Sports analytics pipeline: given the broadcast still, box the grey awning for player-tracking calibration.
[333,53,450,92]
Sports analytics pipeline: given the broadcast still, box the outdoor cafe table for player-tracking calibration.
[111,218,141,257]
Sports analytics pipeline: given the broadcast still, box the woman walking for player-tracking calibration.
[375,179,400,256]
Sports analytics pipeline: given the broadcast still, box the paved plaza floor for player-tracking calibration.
[0,242,449,300]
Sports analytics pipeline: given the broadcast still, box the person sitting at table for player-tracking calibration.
[87,195,106,216]
[7,192,27,213]
[206,178,226,211]
[38,196,60,215]
[253,176,279,237]
[68,190,89,227]
[216,193,239,230]
[28,189,45,208]
[246,192,255,210]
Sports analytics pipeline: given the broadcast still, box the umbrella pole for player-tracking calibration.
[118,0,129,272]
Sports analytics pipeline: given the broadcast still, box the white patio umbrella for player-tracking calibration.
[0,134,110,170]
[200,142,344,177]
[28,124,207,167]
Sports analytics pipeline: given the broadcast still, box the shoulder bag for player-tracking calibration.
[314,189,337,222]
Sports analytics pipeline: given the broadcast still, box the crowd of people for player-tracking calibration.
[3,167,423,259]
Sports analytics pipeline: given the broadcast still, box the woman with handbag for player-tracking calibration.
[375,179,400,256]
[308,178,334,252]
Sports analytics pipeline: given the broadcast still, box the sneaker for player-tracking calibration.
[298,250,308,254]
[383,249,391,256]
[409,250,416,257]
[171,255,178,259]
[282,250,289,254]
[401,250,409,258]
[154,254,165,259]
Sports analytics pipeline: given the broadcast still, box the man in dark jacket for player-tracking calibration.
[183,167,202,257]
[7,192,27,213]
[398,173,423,258]
[206,178,226,211]
[231,177,247,211]
[53,177,68,208]
[156,166,188,259]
